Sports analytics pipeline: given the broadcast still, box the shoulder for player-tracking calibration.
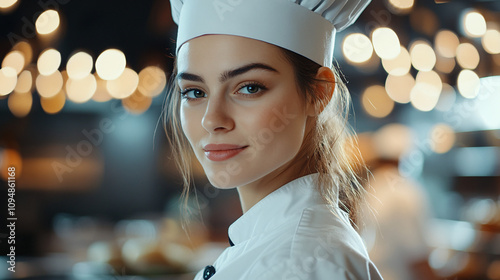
[292,204,368,256]
[255,254,381,280]
[268,205,382,280]
[249,204,382,280]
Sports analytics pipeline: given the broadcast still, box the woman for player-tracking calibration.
[165,0,383,279]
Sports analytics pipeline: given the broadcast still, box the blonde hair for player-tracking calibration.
[163,47,368,228]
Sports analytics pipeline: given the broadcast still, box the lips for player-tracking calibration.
[203,144,248,161]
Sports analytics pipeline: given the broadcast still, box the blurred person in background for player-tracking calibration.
[163,0,383,279]
[358,124,435,280]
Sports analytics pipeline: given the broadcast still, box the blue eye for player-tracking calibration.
[181,88,206,100]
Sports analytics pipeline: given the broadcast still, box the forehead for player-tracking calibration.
[176,34,288,73]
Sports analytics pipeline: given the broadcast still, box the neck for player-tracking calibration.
[236,159,310,213]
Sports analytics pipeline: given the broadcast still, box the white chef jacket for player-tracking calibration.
[195,173,383,280]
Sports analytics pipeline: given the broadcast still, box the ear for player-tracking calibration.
[306,66,336,116]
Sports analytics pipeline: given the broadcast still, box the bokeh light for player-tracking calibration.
[464,198,499,224]
[40,90,66,114]
[373,123,413,160]
[66,74,97,103]
[457,69,480,99]
[0,0,17,8]
[37,49,61,76]
[61,70,69,86]
[123,91,152,114]
[417,70,442,92]
[385,73,414,104]
[463,11,487,38]
[1,2,500,279]
[342,33,374,64]
[371,27,401,60]
[14,70,32,94]
[67,52,94,80]
[0,67,17,96]
[410,41,436,71]
[0,149,22,181]
[36,70,63,98]
[35,9,60,35]
[137,66,167,97]
[435,30,460,58]
[482,29,500,54]
[87,241,121,264]
[386,0,414,14]
[8,91,32,117]
[382,46,411,76]
[361,85,394,118]
[430,124,455,154]
[435,83,456,112]
[92,74,113,102]
[96,49,126,80]
[106,68,139,99]
[435,55,456,74]
[410,86,439,112]
[2,50,25,74]
[456,43,480,69]
[411,70,442,111]
[12,41,33,67]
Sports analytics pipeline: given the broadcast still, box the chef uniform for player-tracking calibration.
[195,174,382,279]
[168,0,382,279]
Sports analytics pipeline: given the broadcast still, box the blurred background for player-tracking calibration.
[0,0,499,279]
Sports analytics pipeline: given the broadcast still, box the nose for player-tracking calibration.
[201,96,234,133]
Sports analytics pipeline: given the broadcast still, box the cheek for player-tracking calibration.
[180,106,202,145]
[241,100,307,156]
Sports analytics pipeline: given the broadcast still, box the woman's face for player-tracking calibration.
[177,34,314,188]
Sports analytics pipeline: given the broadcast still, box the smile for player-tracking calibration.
[203,144,248,161]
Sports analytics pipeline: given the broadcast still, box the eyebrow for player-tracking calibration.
[176,63,279,84]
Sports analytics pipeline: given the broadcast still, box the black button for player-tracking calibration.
[203,265,216,279]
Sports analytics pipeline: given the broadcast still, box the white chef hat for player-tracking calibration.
[170,0,371,68]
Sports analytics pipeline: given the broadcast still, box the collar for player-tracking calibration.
[228,173,329,246]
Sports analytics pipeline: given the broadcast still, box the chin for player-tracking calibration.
[198,155,250,189]
[203,166,258,189]
[205,172,242,189]
[204,166,275,190]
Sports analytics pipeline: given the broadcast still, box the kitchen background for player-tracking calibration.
[0,0,499,279]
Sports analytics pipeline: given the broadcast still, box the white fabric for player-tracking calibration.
[169,0,371,67]
[194,173,383,279]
